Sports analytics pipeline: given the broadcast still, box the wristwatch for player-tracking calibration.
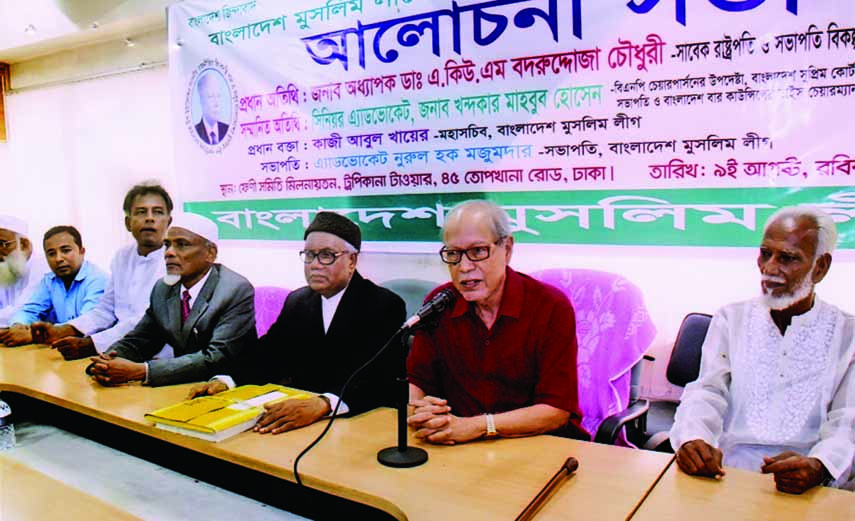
[485,413,498,438]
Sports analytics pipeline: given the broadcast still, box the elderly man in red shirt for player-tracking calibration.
[407,200,585,444]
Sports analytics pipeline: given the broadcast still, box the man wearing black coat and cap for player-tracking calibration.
[190,212,406,434]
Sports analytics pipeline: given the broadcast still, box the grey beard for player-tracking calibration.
[0,250,28,287]
[762,273,814,310]
[162,273,181,286]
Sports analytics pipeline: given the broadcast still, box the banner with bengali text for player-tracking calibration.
[168,0,855,249]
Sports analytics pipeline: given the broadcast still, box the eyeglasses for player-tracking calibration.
[439,238,504,265]
[299,250,350,265]
[0,239,16,250]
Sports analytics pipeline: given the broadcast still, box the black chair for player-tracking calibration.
[595,313,712,448]
[666,313,713,387]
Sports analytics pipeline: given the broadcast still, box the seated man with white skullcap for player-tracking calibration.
[0,215,49,326]
[87,213,256,387]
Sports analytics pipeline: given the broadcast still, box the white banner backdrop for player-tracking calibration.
[168,0,855,248]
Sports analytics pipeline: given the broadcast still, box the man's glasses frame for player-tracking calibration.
[299,250,351,265]
[439,238,505,265]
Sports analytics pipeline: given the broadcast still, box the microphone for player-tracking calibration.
[402,288,455,330]
[378,288,454,469]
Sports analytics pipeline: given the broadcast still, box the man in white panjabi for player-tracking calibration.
[31,183,175,361]
[0,215,48,326]
[670,206,855,494]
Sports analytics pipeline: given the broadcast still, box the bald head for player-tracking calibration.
[442,200,511,243]
[441,200,514,310]
[198,72,223,126]
[763,206,837,259]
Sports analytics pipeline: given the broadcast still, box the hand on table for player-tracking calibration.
[87,352,146,386]
[407,396,483,445]
[0,324,33,346]
[186,380,229,399]
[31,322,77,345]
[253,396,330,434]
[52,336,96,360]
[761,451,827,494]
[676,439,726,478]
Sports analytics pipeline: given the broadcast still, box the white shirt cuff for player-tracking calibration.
[323,393,349,416]
[212,375,236,389]
[207,378,346,415]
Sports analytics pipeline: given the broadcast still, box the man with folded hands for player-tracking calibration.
[407,200,585,445]
[32,182,174,360]
[88,213,255,387]
[1,225,107,346]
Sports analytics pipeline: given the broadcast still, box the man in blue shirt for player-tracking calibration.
[32,182,174,360]
[0,226,107,346]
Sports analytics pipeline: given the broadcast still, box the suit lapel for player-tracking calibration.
[307,291,324,338]
[181,265,219,344]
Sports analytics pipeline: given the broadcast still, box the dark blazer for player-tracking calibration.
[234,270,406,416]
[195,119,229,144]
[108,264,256,387]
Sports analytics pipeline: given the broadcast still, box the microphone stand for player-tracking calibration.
[377,327,428,468]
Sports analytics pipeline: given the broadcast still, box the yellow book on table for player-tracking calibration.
[145,384,313,442]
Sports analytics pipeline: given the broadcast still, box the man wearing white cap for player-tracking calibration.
[0,215,48,326]
[31,183,175,360]
[87,213,256,387]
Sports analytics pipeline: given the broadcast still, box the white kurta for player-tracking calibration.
[0,254,50,327]
[670,298,855,486]
[68,244,169,355]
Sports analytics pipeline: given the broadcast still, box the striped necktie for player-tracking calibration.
[181,290,191,325]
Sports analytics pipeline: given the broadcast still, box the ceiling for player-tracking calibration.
[0,0,171,63]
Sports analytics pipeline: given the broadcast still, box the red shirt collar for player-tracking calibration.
[449,266,523,320]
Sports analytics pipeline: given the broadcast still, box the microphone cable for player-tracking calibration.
[292,327,406,486]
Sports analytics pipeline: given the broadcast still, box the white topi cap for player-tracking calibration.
[0,215,28,236]
[169,213,219,242]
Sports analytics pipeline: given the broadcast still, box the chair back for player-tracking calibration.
[531,269,656,441]
[379,278,438,318]
[666,313,712,387]
[254,286,290,337]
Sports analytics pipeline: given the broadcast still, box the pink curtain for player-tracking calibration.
[254,286,290,337]
[532,269,656,444]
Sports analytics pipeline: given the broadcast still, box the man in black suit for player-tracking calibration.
[190,212,406,435]
[195,71,229,145]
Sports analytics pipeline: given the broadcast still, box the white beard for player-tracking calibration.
[761,270,814,310]
[0,249,28,287]
[162,273,182,286]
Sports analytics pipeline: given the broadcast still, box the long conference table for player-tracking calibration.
[0,343,852,520]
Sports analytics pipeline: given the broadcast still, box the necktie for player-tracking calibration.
[209,131,217,145]
[181,290,191,325]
